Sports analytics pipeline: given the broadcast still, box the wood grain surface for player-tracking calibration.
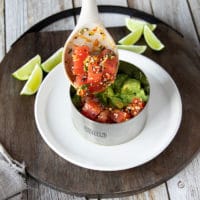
[0,0,5,62]
[188,0,200,40]
[0,0,200,199]
[128,3,200,200]
[74,0,128,27]
[0,23,200,198]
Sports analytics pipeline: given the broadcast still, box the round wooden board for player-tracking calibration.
[0,24,200,197]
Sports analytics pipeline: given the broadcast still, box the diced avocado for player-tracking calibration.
[106,86,114,97]
[95,63,150,109]
[109,96,124,109]
[96,86,114,106]
[136,89,148,102]
[119,61,149,91]
[121,78,141,94]
[120,94,135,105]
[96,92,108,105]
[113,74,128,93]
[72,94,82,109]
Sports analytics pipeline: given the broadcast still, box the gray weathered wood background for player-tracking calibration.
[0,0,200,199]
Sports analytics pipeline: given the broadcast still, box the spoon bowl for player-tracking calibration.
[63,0,119,94]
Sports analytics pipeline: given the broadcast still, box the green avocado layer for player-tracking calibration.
[71,61,150,109]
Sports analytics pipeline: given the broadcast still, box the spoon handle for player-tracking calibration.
[78,0,102,26]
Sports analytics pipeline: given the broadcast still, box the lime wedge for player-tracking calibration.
[12,55,41,80]
[148,24,157,32]
[143,25,165,51]
[20,64,43,95]
[117,45,147,54]
[126,18,157,32]
[41,47,63,72]
[118,28,143,45]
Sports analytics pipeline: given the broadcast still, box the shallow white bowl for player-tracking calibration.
[34,50,182,171]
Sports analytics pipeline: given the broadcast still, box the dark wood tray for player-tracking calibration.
[0,7,200,198]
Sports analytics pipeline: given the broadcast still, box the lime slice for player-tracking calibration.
[126,18,157,32]
[117,45,147,54]
[20,64,43,95]
[118,28,143,45]
[41,47,63,72]
[12,55,41,80]
[143,25,165,51]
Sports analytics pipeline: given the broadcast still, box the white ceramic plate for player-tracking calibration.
[35,50,182,171]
